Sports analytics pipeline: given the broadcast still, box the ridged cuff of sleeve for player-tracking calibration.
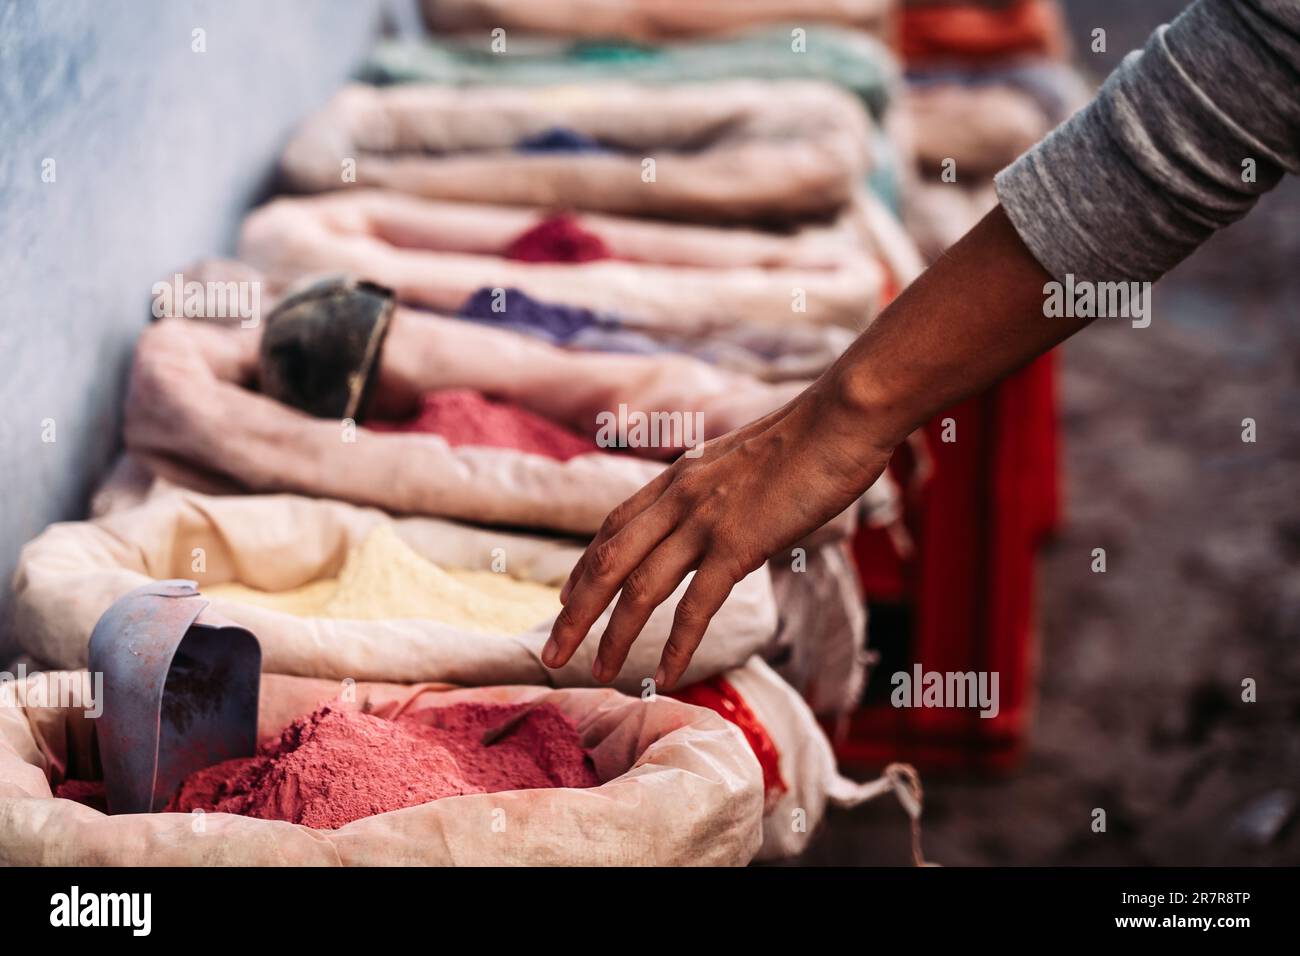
[996,0,1300,286]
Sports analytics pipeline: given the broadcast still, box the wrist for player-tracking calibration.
[827,355,914,456]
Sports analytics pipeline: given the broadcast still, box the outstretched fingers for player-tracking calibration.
[654,561,739,690]
[591,530,703,683]
[543,492,681,669]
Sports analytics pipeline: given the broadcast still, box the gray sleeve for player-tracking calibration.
[994,0,1300,284]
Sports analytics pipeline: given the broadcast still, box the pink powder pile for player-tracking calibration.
[367,388,600,462]
[168,701,599,829]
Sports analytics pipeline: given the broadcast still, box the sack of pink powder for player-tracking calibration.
[0,672,765,866]
[164,699,603,830]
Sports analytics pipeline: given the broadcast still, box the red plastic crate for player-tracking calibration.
[837,352,1060,772]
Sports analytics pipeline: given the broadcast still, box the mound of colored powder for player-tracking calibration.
[515,126,610,154]
[54,779,108,813]
[504,213,612,263]
[168,700,599,829]
[369,388,600,462]
[204,523,562,632]
[459,286,607,342]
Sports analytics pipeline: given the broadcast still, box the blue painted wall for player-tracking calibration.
[0,0,394,656]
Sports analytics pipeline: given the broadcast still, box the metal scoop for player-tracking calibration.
[258,276,395,421]
[88,580,262,814]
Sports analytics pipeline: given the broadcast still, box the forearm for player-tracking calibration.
[835,0,1300,453]
[833,204,1079,452]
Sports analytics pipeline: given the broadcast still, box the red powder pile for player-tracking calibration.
[504,213,612,263]
[54,778,108,813]
[368,388,600,462]
[168,701,599,829]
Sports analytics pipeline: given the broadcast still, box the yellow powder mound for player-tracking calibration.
[204,524,561,633]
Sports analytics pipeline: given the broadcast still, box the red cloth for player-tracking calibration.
[841,0,1067,771]
[899,0,1067,63]
[504,213,613,263]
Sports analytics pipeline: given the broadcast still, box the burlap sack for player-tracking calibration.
[0,671,764,865]
[279,81,872,224]
[12,490,777,691]
[420,0,893,41]
[685,657,926,863]
[239,189,886,332]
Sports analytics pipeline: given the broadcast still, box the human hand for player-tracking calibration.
[541,375,893,689]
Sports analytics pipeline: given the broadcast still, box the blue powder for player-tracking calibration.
[515,127,610,154]
[459,287,611,341]
[458,288,736,360]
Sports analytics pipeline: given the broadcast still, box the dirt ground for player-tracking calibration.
[793,1,1300,866]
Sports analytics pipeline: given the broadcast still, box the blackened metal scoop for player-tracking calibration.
[258,276,395,421]
[87,580,261,814]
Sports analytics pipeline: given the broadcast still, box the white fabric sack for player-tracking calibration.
[905,84,1051,179]
[154,253,860,384]
[125,311,888,539]
[245,188,875,270]
[279,81,873,224]
[0,672,764,865]
[767,539,870,717]
[12,490,777,691]
[125,315,664,534]
[239,189,886,332]
[421,0,893,41]
[81,464,884,721]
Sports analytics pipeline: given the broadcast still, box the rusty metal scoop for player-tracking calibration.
[88,580,262,814]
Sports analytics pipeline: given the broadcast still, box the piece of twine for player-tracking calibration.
[882,762,933,867]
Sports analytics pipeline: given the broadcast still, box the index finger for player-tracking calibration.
[559,465,676,605]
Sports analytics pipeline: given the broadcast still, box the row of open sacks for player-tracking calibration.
[247,56,1088,336]
[234,185,922,366]
[281,78,884,225]
[133,282,899,549]
[356,13,1086,256]
[3,488,922,865]
[125,251,909,705]
[240,71,924,389]
[269,73,922,307]
[286,31,1084,270]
